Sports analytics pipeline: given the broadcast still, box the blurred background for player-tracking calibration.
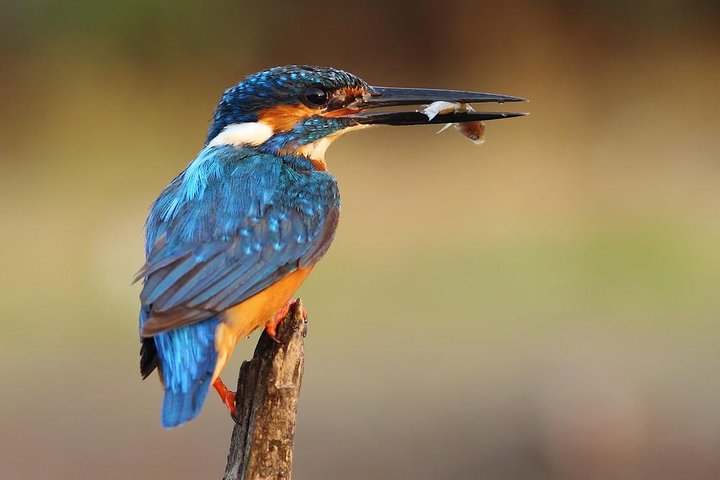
[1,0,719,478]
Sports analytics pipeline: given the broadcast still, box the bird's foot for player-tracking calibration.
[212,377,237,420]
[265,298,307,342]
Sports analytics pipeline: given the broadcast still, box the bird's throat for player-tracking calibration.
[292,124,368,171]
[293,136,336,170]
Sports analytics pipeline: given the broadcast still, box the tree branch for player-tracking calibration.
[223,299,307,480]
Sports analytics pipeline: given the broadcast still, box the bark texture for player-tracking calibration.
[223,299,307,480]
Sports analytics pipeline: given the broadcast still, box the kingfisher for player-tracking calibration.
[137,65,525,428]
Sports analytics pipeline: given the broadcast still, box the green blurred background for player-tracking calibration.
[2,1,720,478]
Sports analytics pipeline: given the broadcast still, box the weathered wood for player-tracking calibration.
[223,299,307,480]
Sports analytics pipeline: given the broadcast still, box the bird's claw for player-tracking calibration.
[265,298,307,342]
[212,377,238,421]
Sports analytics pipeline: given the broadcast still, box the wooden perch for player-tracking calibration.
[223,299,307,480]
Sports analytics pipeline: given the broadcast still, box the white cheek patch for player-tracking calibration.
[207,122,274,147]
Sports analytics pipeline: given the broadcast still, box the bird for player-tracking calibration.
[137,65,526,428]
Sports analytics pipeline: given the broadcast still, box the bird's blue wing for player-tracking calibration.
[138,145,339,336]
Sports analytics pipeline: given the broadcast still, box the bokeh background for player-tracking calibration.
[2,1,720,478]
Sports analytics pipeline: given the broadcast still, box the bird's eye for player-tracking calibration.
[303,86,329,107]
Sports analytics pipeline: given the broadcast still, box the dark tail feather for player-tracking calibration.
[140,338,159,379]
[139,305,159,379]
[161,373,213,428]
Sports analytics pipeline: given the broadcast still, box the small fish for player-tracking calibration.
[423,101,486,145]
[454,121,485,144]
[421,101,464,121]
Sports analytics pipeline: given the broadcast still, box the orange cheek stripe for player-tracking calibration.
[258,104,318,132]
[323,107,360,118]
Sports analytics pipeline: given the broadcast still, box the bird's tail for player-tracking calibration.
[152,316,220,428]
[161,373,213,428]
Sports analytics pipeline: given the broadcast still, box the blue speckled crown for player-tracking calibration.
[207,65,368,142]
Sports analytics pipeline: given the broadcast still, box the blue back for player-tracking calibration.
[138,144,340,427]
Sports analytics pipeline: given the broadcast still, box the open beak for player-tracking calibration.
[346,86,527,126]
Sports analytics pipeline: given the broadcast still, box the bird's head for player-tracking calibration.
[206,65,525,169]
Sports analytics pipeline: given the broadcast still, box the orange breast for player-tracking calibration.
[212,267,313,381]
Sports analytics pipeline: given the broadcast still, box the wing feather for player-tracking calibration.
[139,146,339,337]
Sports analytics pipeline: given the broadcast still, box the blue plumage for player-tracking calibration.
[157,317,219,428]
[139,143,339,426]
[142,146,338,322]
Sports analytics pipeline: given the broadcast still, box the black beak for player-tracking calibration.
[346,86,527,126]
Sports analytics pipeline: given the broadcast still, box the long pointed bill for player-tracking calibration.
[366,86,526,106]
[346,86,527,126]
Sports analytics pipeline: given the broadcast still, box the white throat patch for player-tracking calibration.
[207,122,274,147]
[294,124,369,163]
[295,136,335,162]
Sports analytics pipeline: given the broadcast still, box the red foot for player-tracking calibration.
[265,299,308,342]
[212,377,237,420]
